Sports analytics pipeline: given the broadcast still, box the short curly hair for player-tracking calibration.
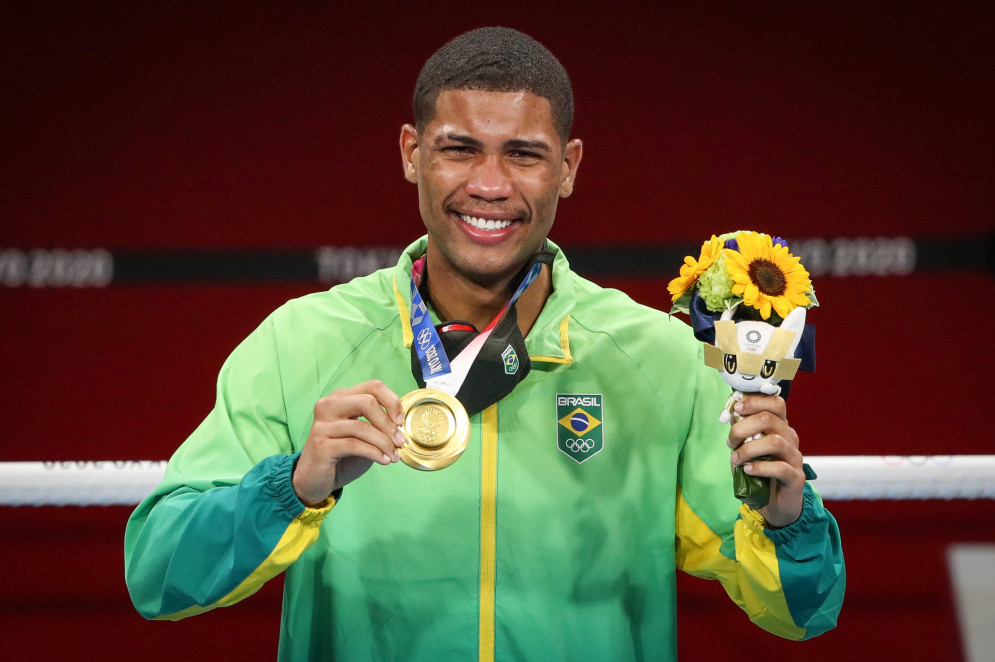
[413,27,574,146]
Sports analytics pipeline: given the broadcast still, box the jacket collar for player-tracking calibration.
[391,236,573,365]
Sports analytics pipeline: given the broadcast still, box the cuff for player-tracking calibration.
[281,451,343,514]
[762,483,828,548]
[268,452,313,517]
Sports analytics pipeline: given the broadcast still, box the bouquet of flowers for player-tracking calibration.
[667,230,817,324]
[667,230,818,509]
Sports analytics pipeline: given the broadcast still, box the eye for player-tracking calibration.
[723,354,737,374]
[507,150,543,165]
[761,360,777,378]
[442,145,474,158]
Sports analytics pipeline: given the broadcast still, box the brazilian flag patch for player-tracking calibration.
[556,393,604,463]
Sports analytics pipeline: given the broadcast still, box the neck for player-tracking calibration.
[423,258,552,337]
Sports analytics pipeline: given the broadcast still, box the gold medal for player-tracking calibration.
[398,388,470,471]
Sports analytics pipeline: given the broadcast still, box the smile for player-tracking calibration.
[459,213,514,231]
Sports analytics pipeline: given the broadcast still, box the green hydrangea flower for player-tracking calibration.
[697,254,738,312]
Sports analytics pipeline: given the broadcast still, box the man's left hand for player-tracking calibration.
[727,394,805,528]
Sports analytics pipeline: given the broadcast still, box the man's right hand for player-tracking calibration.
[292,380,407,507]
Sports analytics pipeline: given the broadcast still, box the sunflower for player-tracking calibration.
[667,235,723,302]
[723,232,811,319]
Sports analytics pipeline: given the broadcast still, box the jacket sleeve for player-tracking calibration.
[124,312,334,620]
[674,352,845,640]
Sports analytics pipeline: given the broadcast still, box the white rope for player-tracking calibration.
[0,461,168,506]
[810,455,995,500]
[0,456,993,506]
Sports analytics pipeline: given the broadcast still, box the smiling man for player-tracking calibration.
[125,27,844,661]
[399,87,580,330]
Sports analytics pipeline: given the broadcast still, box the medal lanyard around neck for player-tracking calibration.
[409,258,544,396]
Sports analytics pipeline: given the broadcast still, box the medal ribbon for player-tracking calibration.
[409,257,545,397]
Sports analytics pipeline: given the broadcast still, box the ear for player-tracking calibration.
[780,306,807,358]
[558,138,583,197]
[399,124,419,184]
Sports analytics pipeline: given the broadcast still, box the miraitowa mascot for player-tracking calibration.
[668,231,817,509]
[704,304,806,508]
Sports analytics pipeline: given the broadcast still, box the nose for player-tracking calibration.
[465,156,513,201]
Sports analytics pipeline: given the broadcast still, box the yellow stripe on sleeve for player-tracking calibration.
[156,498,335,621]
[675,488,806,640]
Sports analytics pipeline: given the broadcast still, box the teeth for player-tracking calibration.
[459,214,512,230]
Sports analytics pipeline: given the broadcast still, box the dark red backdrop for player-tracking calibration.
[2,3,992,660]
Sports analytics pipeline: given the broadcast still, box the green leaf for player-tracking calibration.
[670,288,694,315]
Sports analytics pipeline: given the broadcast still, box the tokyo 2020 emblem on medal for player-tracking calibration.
[399,388,470,471]
[556,393,604,463]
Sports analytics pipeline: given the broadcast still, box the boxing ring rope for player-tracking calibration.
[1,456,994,506]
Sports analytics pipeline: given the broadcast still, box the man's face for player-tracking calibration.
[400,89,582,287]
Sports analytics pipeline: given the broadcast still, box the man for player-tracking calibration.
[125,27,844,661]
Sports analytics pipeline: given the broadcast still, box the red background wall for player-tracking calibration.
[1,2,992,660]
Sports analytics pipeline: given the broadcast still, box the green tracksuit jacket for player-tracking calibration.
[125,237,845,661]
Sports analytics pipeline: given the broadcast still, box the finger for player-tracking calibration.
[333,437,399,466]
[364,380,405,427]
[311,418,402,461]
[315,391,407,448]
[729,411,796,449]
[734,393,786,420]
[359,382,407,446]
[343,392,407,448]
[730,434,801,466]
[330,380,405,426]
[740,457,805,490]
